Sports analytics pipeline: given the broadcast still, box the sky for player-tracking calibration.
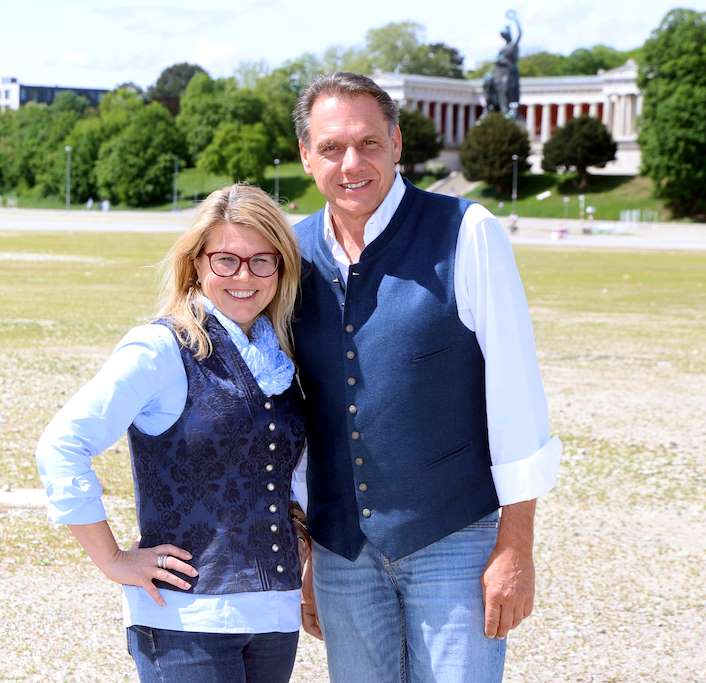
[2,0,704,90]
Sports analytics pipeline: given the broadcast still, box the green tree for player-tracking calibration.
[99,86,145,138]
[541,115,617,189]
[398,109,442,174]
[254,68,301,161]
[407,43,465,78]
[0,110,17,192]
[176,73,227,162]
[58,116,106,202]
[638,8,706,217]
[96,103,185,206]
[460,113,530,195]
[197,121,270,185]
[148,62,207,115]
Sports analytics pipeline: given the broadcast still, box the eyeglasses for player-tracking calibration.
[204,251,281,278]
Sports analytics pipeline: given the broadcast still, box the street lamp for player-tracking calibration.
[509,153,519,233]
[273,158,280,203]
[64,145,72,210]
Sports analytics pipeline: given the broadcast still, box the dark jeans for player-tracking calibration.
[126,626,299,683]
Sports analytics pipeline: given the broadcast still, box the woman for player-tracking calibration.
[36,184,307,682]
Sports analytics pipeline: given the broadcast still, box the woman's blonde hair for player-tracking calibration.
[157,184,300,360]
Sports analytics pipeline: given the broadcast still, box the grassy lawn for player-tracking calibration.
[467,174,669,221]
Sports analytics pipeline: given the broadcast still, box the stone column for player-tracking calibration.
[423,101,431,118]
[557,103,567,128]
[469,103,477,128]
[444,102,454,146]
[589,102,598,118]
[573,103,582,118]
[617,95,627,138]
[540,104,551,142]
[526,104,536,140]
[455,104,465,144]
[636,94,644,118]
[433,101,443,135]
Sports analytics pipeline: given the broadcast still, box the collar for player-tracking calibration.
[322,173,406,263]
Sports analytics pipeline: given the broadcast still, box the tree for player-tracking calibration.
[176,73,227,162]
[96,102,185,206]
[148,62,207,115]
[638,8,706,217]
[58,116,106,202]
[198,121,270,185]
[460,113,530,195]
[398,109,442,174]
[541,115,617,189]
[407,43,465,78]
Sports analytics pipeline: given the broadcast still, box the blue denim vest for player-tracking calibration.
[293,180,499,561]
[127,315,305,593]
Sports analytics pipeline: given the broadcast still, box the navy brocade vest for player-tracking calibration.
[293,179,499,562]
[127,315,305,594]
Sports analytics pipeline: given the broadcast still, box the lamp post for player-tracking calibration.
[273,158,280,203]
[172,158,179,211]
[508,153,519,233]
[64,145,72,210]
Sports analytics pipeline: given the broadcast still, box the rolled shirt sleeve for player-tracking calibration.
[455,203,562,505]
[36,324,186,525]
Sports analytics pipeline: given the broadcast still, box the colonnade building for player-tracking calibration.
[374,60,641,174]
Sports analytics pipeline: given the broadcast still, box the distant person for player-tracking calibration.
[291,72,561,682]
[37,184,307,682]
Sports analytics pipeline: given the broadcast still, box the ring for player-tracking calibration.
[156,554,169,570]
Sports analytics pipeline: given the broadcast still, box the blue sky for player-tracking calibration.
[3,0,703,89]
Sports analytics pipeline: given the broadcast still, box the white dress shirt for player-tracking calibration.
[321,173,561,504]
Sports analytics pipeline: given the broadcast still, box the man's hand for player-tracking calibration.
[481,499,536,639]
[300,544,323,640]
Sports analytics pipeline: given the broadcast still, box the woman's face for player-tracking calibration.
[194,222,280,336]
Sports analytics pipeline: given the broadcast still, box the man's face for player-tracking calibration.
[299,94,402,226]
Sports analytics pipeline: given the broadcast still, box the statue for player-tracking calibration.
[484,10,522,119]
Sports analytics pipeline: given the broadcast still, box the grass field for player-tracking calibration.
[466,174,669,221]
[1,229,704,680]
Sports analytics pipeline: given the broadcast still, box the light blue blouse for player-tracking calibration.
[36,301,307,633]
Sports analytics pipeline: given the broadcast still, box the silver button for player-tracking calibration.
[348,404,358,414]
[264,401,272,410]
[267,482,275,491]
[272,544,280,552]
[362,508,372,518]
[345,323,355,333]
[355,457,364,466]
[276,565,284,573]
[347,377,357,386]
[352,431,361,440]
[358,483,368,492]
[265,464,274,472]
[268,422,276,431]
[270,524,279,532]
[269,504,277,513]
[269,443,276,451]
[346,350,356,360]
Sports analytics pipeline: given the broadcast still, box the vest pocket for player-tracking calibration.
[411,345,450,363]
[424,441,471,469]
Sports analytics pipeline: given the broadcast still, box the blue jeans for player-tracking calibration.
[126,626,299,683]
[313,512,506,683]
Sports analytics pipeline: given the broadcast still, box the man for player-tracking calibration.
[291,73,561,683]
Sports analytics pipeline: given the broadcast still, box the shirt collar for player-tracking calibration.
[323,173,406,256]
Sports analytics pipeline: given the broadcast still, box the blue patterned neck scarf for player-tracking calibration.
[201,297,295,397]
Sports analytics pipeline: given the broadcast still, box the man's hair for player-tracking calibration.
[293,72,399,147]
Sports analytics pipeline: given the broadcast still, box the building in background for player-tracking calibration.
[0,77,108,111]
[374,60,641,174]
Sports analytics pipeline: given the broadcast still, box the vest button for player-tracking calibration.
[348,404,358,414]
[265,464,274,472]
[355,457,364,466]
[267,482,275,491]
[362,508,372,518]
[358,482,368,492]
[264,401,272,410]
[276,565,285,573]
[345,323,355,333]
[346,350,356,360]
[270,524,279,532]
[269,504,278,513]
[351,431,360,440]
[269,443,277,451]
[268,422,276,431]
[347,377,357,386]
[272,544,280,552]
